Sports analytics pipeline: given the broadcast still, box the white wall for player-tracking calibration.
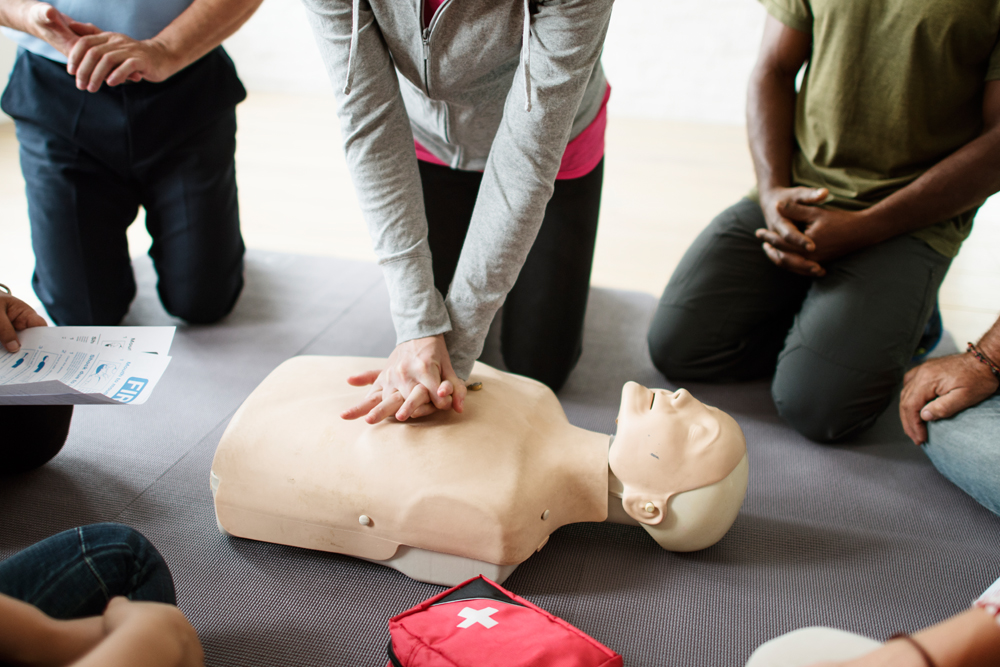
[602,0,766,124]
[0,0,768,125]
[0,36,15,123]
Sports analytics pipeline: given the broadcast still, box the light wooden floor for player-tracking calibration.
[1,92,998,346]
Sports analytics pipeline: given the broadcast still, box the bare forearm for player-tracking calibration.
[0,0,39,33]
[0,594,103,666]
[150,0,263,73]
[72,622,193,667]
[912,607,1000,667]
[861,126,1000,243]
[747,65,797,194]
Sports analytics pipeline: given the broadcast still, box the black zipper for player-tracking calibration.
[387,640,404,667]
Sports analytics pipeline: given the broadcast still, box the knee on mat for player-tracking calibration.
[80,523,178,604]
[646,309,713,381]
[1,405,73,474]
[159,276,243,324]
[772,353,890,444]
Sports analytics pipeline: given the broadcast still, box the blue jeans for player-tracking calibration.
[924,394,1000,517]
[0,523,175,619]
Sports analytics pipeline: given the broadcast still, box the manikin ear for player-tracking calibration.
[622,493,667,526]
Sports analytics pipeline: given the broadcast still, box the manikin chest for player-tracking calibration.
[211,357,609,584]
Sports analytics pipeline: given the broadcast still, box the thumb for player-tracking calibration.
[919,389,971,422]
[790,186,829,204]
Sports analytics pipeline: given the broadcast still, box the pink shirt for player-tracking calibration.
[416,0,610,181]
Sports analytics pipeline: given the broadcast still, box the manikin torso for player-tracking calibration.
[211,357,748,586]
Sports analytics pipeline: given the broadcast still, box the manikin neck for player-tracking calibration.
[543,423,615,525]
[605,440,640,526]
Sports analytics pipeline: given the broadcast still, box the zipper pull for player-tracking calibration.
[422,28,430,60]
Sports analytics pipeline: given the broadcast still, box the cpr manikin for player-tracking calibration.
[211,357,749,586]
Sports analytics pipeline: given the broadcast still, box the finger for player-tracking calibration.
[439,377,467,414]
[769,214,816,252]
[404,361,451,410]
[396,384,431,421]
[66,34,107,75]
[68,20,101,36]
[74,44,107,88]
[0,314,19,352]
[106,57,141,87]
[341,393,381,420]
[755,228,805,253]
[899,389,931,445]
[366,391,405,424]
[762,242,825,277]
[920,389,978,423]
[87,51,126,91]
[346,370,381,387]
[778,199,822,223]
[11,310,47,330]
[788,187,829,204]
[409,403,439,419]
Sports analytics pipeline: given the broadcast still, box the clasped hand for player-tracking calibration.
[24,2,179,92]
[756,187,874,277]
[341,334,467,424]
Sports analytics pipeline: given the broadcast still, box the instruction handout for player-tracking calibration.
[0,326,175,406]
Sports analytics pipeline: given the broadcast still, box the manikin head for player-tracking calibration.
[608,382,748,552]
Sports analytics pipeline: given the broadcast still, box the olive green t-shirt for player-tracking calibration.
[758,0,1000,257]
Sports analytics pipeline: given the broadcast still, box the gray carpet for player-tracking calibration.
[2,250,998,667]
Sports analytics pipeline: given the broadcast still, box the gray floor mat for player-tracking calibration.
[2,250,998,667]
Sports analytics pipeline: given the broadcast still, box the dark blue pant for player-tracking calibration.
[0,523,175,619]
[647,198,951,443]
[1,48,247,326]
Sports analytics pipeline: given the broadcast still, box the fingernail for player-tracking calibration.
[921,410,933,420]
[5,341,19,352]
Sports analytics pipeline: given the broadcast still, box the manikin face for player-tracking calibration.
[609,382,745,526]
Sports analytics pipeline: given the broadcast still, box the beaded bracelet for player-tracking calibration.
[967,342,1000,384]
[888,633,936,667]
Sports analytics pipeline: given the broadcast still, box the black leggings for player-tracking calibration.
[0,405,73,474]
[419,159,604,392]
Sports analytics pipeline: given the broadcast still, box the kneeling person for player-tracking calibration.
[648,0,1000,442]
[0,0,261,326]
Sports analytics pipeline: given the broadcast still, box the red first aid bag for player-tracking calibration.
[386,576,623,667]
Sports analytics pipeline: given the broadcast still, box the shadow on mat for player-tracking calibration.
[0,460,136,557]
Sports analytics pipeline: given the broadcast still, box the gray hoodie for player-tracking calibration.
[301,0,614,379]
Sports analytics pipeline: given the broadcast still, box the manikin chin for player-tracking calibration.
[211,357,749,586]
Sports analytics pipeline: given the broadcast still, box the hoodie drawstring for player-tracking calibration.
[344,0,360,94]
[521,0,532,111]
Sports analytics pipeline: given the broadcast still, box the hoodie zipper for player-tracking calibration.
[422,26,431,95]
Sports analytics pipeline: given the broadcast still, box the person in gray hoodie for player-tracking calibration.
[301,0,615,424]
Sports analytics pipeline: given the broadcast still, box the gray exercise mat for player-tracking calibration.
[2,250,998,667]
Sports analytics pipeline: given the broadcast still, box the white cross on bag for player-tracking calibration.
[456,606,499,629]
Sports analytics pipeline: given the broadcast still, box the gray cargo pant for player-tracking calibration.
[647,198,951,442]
